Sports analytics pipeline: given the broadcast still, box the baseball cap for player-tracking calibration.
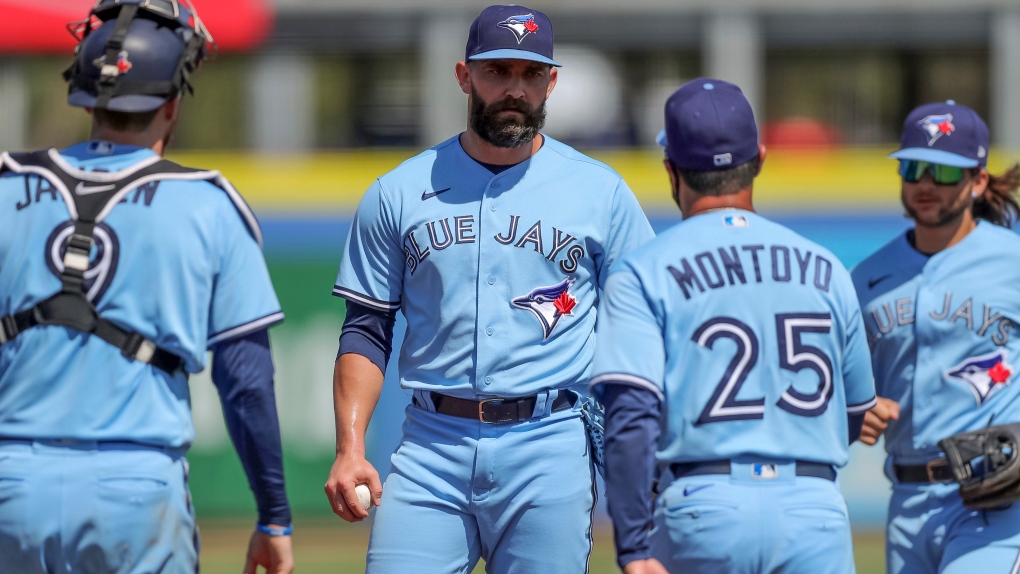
[465,5,561,67]
[658,78,759,172]
[890,100,989,168]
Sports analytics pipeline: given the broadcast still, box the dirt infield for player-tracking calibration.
[196,518,887,573]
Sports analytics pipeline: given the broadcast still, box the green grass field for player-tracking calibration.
[197,518,886,573]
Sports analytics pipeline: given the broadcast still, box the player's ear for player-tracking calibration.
[662,158,679,190]
[969,168,990,199]
[162,97,180,122]
[756,144,767,175]
[663,159,682,208]
[455,61,472,96]
[546,66,558,98]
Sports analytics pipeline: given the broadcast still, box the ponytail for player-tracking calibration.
[973,163,1020,227]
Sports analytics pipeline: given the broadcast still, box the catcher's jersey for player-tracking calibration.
[0,142,282,447]
[334,135,653,398]
[852,222,1020,464]
[591,210,876,468]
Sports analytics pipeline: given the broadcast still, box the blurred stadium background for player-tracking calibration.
[3,0,1020,572]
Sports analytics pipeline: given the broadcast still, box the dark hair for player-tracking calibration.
[972,163,1020,227]
[677,156,760,196]
[92,107,161,133]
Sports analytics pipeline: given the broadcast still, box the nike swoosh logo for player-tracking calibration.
[421,187,452,201]
[868,274,893,289]
[683,484,713,496]
[75,182,116,195]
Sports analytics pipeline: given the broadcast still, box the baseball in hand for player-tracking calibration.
[355,483,373,510]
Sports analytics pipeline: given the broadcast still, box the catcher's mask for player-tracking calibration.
[63,0,215,113]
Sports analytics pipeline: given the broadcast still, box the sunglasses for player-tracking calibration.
[898,160,966,185]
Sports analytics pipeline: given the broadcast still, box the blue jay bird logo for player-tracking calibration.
[512,278,576,340]
[498,14,539,44]
[945,350,1013,405]
[918,114,955,146]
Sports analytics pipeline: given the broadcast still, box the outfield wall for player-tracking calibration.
[175,148,1019,528]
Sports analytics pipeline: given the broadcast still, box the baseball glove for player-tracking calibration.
[938,423,1020,509]
[581,396,606,479]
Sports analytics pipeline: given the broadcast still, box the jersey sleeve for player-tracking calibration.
[207,199,283,347]
[598,180,655,290]
[838,272,877,413]
[333,180,404,311]
[590,267,666,401]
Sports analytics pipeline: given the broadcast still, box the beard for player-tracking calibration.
[902,190,972,228]
[469,86,547,148]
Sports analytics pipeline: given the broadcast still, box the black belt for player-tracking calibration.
[894,460,955,483]
[671,459,837,482]
[425,390,576,424]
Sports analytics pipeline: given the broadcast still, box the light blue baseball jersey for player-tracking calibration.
[0,142,282,448]
[334,135,654,398]
[592,210,876,468]
[852,222,1020,464]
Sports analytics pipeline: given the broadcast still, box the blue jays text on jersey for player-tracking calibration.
[592,210,876,468]
[334,135,654,399]
[0,143,283,448]
[852,222,1020,464]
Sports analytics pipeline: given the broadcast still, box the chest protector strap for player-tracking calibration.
[0,149,210,374]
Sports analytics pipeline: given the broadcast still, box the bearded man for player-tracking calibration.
[322,5,654,573]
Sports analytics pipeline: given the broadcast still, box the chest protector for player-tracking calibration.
[0,148,232,375]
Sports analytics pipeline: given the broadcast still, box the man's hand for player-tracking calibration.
[243,529,294,574]
[860,397,900,446]
[623,558,670,574]
[324,453,383,522]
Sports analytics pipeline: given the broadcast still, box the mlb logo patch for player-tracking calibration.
[713,153,733,167]
[87,141,115,155]
[723,215,749,228]
[752,463,778,479]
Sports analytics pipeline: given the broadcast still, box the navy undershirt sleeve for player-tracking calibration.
[601,382,662,569]
[338,300,397,373]
[848,412,866,445]
[211,329,291,526]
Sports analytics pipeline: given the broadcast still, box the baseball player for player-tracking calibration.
[591,79,877,574]
[0,2,293,572]
[322,5,654,573]
[853,101,1020,573]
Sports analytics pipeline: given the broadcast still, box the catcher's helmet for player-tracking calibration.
[64,0,214,113]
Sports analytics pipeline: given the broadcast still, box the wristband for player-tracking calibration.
[256,523,293,537]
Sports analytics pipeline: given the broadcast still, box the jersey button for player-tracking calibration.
[486,327,494,336]
[489,204,496,212]
[491,182,500,189]
[487,276,495,285]
[484,376,492,385]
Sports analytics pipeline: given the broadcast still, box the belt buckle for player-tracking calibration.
[478,398,504,423]
[926,459,948,483]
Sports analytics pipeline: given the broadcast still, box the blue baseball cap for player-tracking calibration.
[465,5,561,67]
[890,101,989,168]
[658,78,759,172]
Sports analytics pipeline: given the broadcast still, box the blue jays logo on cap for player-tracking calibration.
[512,278,576,340]
[93,50,133,74]
[498,14,539,44]
[918,114,955,146]
[946,350,1013,405]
